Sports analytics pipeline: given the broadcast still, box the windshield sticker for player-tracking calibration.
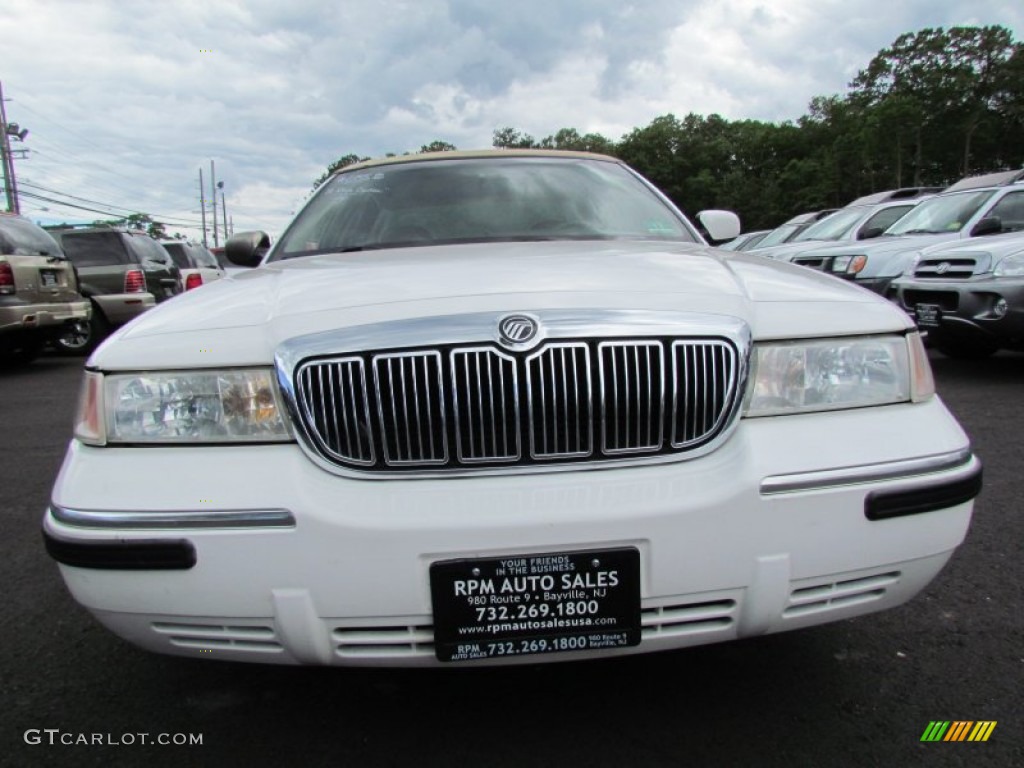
[645,220,676,235]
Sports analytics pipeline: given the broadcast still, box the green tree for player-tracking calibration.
[537,127,616,153]
[313,153,369,189]
[492,127,537,148]
[849,26,1022,182]
[420,140,457,153]
[90,213,166,239]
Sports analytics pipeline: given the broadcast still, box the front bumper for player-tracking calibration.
[46,398,979,667]
[892,276,1024,348]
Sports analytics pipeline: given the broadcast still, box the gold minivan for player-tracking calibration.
[0,213,90,364]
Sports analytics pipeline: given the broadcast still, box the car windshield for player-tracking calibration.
[0,217,63,256]
[274,156,697,259]
[791,208,867,242]
[886,190,995,236]
[755,223,801,249]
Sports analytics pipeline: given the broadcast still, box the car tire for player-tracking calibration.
[934,338,999,359]
[55,310,109,356]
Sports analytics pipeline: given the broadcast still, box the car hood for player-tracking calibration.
[914,230,1024,261]
[91,240,912,370]
[749,239,836,261]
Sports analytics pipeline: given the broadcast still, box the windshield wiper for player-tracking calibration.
[898,228,943,235]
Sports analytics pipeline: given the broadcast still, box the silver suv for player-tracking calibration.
[890,231,1024,358]
[789,170,1024,295]
[0,214,90,364]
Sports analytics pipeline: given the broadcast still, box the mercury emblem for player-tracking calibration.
[498,314,538,345]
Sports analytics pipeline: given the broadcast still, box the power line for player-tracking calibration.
[18,179,202,225]
[18,190,204,230]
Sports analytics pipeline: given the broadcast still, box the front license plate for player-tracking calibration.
[40,270,59,288]
[916,303,941,328]
[430,548,641,662]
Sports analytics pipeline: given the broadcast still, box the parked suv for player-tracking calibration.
[753,195,930,263]
[160,240,225,291]
[890,231,1024,358]
[50,227,182,354]
[0,214,90,363]
[789,170,1024,295]
[749,208,839,250]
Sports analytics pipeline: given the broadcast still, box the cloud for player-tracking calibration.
[2,0,1021,237]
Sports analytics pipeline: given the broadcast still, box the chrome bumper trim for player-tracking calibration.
[49,504,296,530]
[759,448,976,495]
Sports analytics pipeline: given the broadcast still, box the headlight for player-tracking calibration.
[831,255,867,274]
[74,369,293,445]
[993,252,1024,277]
[744,334,932,417]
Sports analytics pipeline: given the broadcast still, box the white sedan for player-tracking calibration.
[45,151,981,666]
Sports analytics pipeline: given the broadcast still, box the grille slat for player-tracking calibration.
[296,336,740,473]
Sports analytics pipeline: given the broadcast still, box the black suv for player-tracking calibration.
[49,228,182,354]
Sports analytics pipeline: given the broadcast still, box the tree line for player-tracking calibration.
[316,25,1024,230]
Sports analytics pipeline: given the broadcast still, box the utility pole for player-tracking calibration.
[220,184,228,238]
[210,160,219,248]
[199,167,208,247]
[0,81,26,215]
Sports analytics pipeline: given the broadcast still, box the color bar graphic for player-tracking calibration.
[920,721,997,742]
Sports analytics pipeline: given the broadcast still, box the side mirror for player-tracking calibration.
[225,231,272,267]
[696,210,741,244]
[970,217,1001,237]
[859,226,884,240]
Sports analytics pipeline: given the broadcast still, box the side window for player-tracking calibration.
[192,247,219,269]
[59,232,129,266]
[857,205,913,238]
[162,244,191,269]
[128,236,175,268]
[987,192,1024,233]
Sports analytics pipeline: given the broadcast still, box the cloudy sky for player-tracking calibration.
[2,0,1021,239]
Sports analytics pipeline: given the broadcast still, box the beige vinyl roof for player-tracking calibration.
[336,149,621,175]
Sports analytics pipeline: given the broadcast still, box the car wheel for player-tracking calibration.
[935,338,999,359]
[55,311,109,356]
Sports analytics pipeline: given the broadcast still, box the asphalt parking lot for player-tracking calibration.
[2,351,1021,767]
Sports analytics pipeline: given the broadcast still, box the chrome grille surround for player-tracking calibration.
[277,310,751,478]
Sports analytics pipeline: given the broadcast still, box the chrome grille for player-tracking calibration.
[599,341,663,455]
[452,348,519,462]
[293,336,742,473]
[913,258,979,279]
[527,343,592,459]
[373,352,447,465]
[296,357,375,465]
[672,341,738,447]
